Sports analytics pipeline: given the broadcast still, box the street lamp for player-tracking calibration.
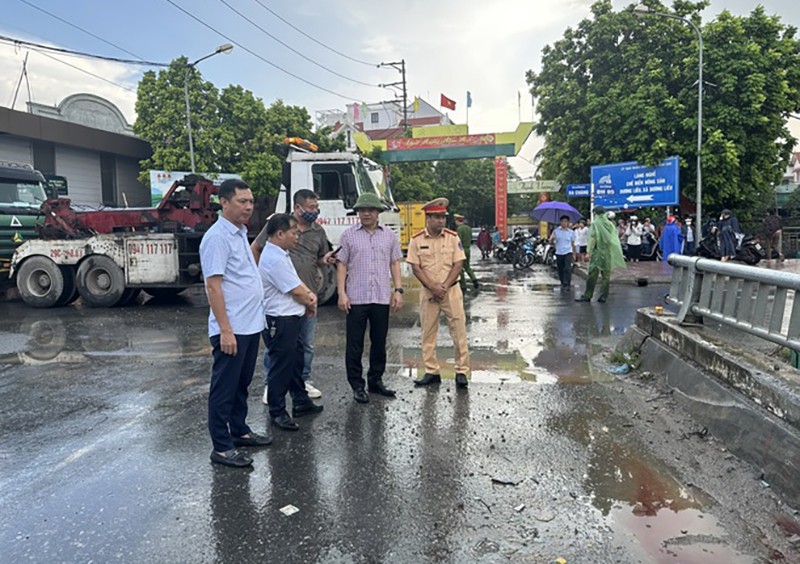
[184,44,234,173]
[633,4,703,242]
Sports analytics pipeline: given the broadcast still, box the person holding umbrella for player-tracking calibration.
[549,214,577,290]
[575,206,626,303]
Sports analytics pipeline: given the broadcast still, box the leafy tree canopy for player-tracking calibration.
[134,60,344,197]
[527,0,800,222]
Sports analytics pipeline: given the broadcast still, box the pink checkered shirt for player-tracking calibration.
[337,223,402,305]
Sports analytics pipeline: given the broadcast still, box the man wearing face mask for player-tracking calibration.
[252,189,337,404]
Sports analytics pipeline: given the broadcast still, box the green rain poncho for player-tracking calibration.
[588,213,627,271]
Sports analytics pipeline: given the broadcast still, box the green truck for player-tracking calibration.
[0,162,49,286]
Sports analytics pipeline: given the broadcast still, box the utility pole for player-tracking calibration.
[379,59,407,131]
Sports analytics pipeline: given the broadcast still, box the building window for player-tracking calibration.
[100,153,117,206]
[370,112,379,124]
[32,141,55,175]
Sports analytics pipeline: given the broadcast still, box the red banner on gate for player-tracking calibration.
[494,157,508,239]
[387,133,495,151]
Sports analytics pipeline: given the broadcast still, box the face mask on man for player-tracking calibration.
[300,209,319,223]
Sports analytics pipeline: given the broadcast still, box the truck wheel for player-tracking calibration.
[117,288,142,306]
[16,256,66,308]
[317,264,338,305]
[77,256,125,307]
[144,287,185,300]
[56,266,79,306]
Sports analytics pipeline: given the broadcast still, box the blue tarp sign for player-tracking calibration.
[566,184,591,198]
[590,157,679,209]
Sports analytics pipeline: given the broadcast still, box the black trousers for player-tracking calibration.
[555,253,573,286]
[208,332,260,452]
[265,315,311,418]
[346,304,390,390]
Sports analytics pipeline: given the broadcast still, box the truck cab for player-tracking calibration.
[275,144,401,247]
[0,162,49,284]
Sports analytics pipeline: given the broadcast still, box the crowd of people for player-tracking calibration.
[199,180,472,468]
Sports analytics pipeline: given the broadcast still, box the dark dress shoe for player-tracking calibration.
[455,373,469,389]
[271,414,299,431]
[414,373,441,386]
[575,296,591,302]
[233,432,272,447]
[368,382,396,397]
[353,389,369,403]
[292,402,324,418]
[210,449,253,468]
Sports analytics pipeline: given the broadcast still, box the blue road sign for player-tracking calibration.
[590,157,679,209]
[566,184,591,197]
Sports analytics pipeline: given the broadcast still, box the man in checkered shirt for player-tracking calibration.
[336,193,403,404]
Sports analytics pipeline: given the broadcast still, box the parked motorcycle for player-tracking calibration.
[697,232,763,265]
[639,232,663,262]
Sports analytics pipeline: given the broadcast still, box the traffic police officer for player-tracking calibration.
[406,198,471,389]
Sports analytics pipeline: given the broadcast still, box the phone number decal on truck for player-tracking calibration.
[127,242,174,255]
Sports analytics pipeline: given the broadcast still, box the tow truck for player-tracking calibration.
[10,139,400,308]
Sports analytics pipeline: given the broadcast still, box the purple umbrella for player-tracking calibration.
[530,201,583,224]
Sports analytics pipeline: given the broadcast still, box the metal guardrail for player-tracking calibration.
[667,254,800,351]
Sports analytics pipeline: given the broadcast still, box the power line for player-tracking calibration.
[31,49,137,93]
[217,0,379,88]
[163,0,373,101]
[0,34,168,67]
[17,0,146,61]
[250,0,381,68]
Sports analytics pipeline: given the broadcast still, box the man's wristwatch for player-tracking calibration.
[394,288,404,294]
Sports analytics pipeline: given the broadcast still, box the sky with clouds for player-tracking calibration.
[1,0,798,177]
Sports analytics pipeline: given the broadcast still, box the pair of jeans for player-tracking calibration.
[208,333,260,452]
[555,253,572,286]
[345,304,390,391]
[264,315,311,418]
[263,314,317,387]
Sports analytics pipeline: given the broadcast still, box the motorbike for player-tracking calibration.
[697,232,763,265]
[513,238,537,269]
[639,232,663,262]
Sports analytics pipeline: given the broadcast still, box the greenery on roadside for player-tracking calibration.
[527,0,800,222]
[134,58,344,196]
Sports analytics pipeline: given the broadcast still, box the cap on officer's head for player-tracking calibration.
[422,198,449,215]
[453,213,465,223]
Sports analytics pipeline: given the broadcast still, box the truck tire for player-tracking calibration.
[77,256,126,307]
[16,256,66,308]
[56,266,79,306]
[144,287,186,300]
[317,264,337,305]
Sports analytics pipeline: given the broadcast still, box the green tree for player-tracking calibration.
[527,1,800,222]
[386,161,438,202]
[134,58,223,183]
[436,159,496,226]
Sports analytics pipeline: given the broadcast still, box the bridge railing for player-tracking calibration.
[667,254,800,351]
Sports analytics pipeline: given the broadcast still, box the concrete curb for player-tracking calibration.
[619,309,800,505]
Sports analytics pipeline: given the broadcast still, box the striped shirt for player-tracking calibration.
[337,223,402,305]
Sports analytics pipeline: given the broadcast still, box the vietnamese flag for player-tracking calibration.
[440,93,456,110]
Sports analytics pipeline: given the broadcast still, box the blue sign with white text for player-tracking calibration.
[566,184,591,197]
[590,157,679,209]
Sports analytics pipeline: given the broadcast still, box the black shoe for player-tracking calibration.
[575,296,591,302]
[455,373,469,389]
[271,413,299,431]
[292,402,324,418]
[368,382,396,397]
[232,432,272,447]
[414,373,441,386]
[353,389,369,403]
[210,449,253,468]
[598,297,607,303]
[473,280,479,290]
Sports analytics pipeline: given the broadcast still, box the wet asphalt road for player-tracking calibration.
[0,259,794,563]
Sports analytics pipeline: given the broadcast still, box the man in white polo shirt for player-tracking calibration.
[259,213,323,432]
[199,179,271,469]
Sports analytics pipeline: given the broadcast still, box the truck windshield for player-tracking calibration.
[356,160,396,208]
[0,179,47,207]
